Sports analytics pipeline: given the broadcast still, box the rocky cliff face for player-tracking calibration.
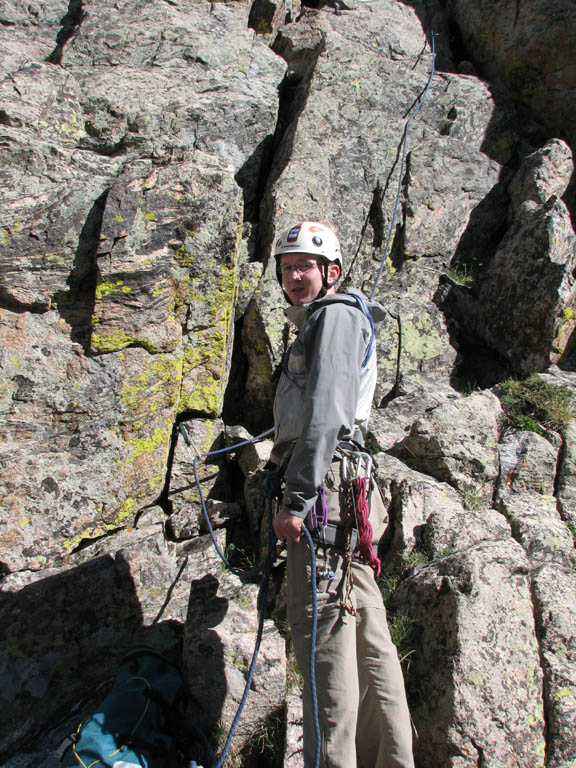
[1,1,575,766]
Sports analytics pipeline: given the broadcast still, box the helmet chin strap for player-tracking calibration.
[314,263,337,300]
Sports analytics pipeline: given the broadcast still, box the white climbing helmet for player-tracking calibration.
[273,222,342,298]
[274,221,342,268]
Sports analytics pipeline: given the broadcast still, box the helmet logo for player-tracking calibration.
[286,224,302,243]
[312,235,323,247]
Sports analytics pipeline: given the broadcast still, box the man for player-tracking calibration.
[271,221,414,768]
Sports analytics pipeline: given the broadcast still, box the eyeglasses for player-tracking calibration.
[280,261,319,276]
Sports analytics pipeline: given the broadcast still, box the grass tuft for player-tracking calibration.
[500,375,575,434]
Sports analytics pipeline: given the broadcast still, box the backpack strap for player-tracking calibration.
[344,292,375,370]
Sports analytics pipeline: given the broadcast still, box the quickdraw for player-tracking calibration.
[340,483,357,617]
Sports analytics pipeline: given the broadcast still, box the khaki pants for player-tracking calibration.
[286,467,414,768]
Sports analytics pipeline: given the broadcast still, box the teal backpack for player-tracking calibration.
[62,647,194,768]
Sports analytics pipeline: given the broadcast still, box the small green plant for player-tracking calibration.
[224,541,257,572]
[224,648,248,672]
[379,572,401,606]
[437,548,455,559]
[446,264,473,286]
[459,485,486,510]
[234,592,253,611]
[388,611,418,667]
[285,648,303,694]
[378,549,429,606]
[402,550,429,569]
[500,375,576,434]
[245,708,285,760]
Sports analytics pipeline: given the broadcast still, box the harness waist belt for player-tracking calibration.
[309,523,358,553]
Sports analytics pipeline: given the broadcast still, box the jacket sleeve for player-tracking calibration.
[281,303,368,518]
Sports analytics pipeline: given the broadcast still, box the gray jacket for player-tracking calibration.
[271,289,387,518]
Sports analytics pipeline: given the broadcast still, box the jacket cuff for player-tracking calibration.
[281,489,316,519]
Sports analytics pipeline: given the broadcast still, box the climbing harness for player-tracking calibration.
[306,444,382,617]
[341,448,382,578]
[309,446,381,574]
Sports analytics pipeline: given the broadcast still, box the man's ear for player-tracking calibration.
[327,263,341,285]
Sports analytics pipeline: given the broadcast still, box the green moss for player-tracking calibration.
[120,355,182,427]
[62,530,98,552]
[127,427,170,462]
[45,252,67,264]
[472,27,495,53]
[148,473,164,493]
[224,648,248,671]
[142,210,156,222]
[385,256,396,279]
[92,329,161,355]
[178,258,238,415]
[116,497,137,523]
[507,56,544,103]
[6,644,27,660]
[175,244,195,268]
[254,17,272,35]
[54,110,87,144]
[179,364,221,414]
[0,220,25,243]
[152,282,168,298]
[554,686,576,701]
[95,280,132,300]
[467,670,483,686]
[401,314,447,362]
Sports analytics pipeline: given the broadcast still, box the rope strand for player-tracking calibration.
[370,33,436,300]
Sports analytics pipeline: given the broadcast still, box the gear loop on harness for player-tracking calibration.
[337,443,382,578]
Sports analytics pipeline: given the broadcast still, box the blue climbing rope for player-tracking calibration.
[178,424,278,767]
[179,424,274,574]
[214,489,277,768]
[301,526,321,768]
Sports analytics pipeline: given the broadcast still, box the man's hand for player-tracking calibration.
[273,508,304,542]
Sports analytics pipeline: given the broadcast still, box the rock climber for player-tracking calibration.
[270,221,414,768]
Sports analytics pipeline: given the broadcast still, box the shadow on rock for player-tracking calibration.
[0,553,145,760]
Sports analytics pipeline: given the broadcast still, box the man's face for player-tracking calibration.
[280,253,339,305]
